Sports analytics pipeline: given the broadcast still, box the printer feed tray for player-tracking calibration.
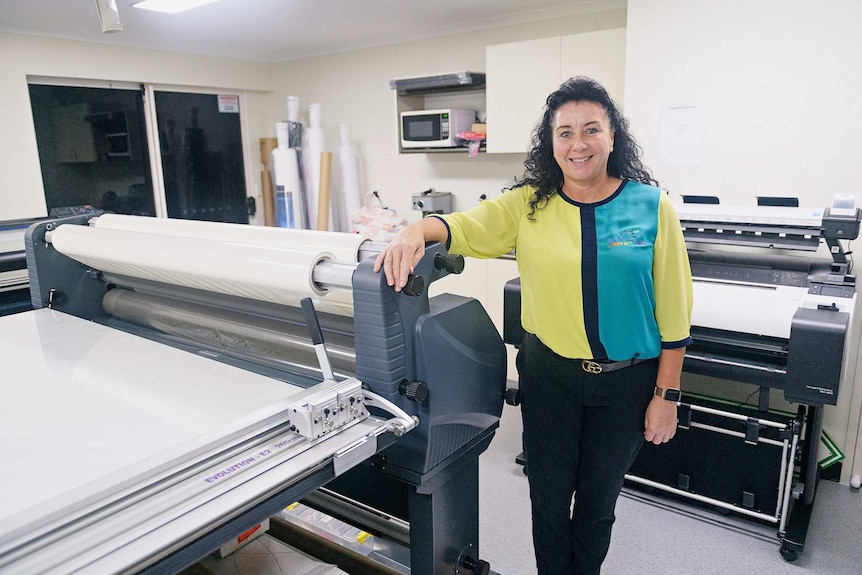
[685,326,788,388]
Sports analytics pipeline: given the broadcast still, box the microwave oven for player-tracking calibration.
[400,108,475,149]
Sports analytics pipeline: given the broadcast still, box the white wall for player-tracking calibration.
[265,10,627,223]
[625,0,862,483]
[0,33,272,221]
[625,0,862,209]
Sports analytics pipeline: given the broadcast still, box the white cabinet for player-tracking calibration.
[485,37,561,155]
[485,257,520,382]
[485,28,626,154]
[427,255,488,302]
[559,28,626,107]
[52,104,96,163]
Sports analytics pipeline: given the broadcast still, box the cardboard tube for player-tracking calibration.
[317,151,333,231]
[260,137,278,226]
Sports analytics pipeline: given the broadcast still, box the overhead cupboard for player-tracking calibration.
[485,28,627,154]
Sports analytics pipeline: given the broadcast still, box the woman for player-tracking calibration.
[375,76,693,575]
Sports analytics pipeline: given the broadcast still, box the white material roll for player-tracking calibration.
[309,103,322,129]
[304,103,326,230]
[287,95,300,123]
[52,224,354,313]
[275,121,289,150]
[339,124,362,233]
[272,146,305,228]
[94,214,371,264]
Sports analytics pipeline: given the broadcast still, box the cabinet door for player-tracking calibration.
[485,36,561,154]
[560,28,627,107]
[485,258,520,382]
[427,256,487,302]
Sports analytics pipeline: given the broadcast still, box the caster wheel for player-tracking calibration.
[780,546,799,562]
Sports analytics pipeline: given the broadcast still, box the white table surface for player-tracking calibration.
[0,308,302,533]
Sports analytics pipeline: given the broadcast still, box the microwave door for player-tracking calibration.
[404,114,441,142]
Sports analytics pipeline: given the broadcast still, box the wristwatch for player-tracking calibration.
[654,386,682,402]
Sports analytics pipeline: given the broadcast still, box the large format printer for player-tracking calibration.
[0,214,507,574]
[503,199,861,562]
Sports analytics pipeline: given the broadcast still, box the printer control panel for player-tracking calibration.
[808,283,855,298]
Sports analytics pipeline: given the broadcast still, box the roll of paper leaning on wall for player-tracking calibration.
[259,137,278,226]
[339,124,362,233]
[51,224,354,314]
[93,214,372,263]
[272,146,305,229]
[304,103,325,230]
[317,151,333,231]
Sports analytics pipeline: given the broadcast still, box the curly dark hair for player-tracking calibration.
[514,76,658,219]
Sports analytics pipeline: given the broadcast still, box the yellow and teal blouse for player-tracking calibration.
[434,180,693,361]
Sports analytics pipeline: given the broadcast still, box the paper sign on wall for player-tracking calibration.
[658,103,704,168]
[218,94,240,113]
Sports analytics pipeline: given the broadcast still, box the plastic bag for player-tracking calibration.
[351,206,406,242]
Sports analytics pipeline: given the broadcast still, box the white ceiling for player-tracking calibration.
[0,0,626,62]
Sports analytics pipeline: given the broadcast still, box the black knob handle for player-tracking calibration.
[503,388,522,406]
[434,253,465,274]
[462,556,490,575]
[399,380,429,404]
[401,274,425,297]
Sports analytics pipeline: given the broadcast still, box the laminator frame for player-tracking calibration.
[4,214,507,575]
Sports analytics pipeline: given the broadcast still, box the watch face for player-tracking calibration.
[664,388,682,402]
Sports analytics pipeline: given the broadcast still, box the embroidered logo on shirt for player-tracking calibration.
[609,228,645,247]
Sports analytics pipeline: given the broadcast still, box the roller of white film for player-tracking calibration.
[50,224,354,312]
[93,214,372,263]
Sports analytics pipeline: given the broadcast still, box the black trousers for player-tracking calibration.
[517,333,658,575]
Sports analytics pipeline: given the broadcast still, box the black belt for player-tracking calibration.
[579,358,647,374]
[529,335,649,374]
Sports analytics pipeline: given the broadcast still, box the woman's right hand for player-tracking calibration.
[373,222,428,292]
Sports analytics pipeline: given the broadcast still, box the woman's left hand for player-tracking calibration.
[645,348,685,445]
[644,397,677,445]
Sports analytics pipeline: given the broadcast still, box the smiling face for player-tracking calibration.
[552,100,615,191]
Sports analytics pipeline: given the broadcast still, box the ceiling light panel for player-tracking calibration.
[132,0,220,14]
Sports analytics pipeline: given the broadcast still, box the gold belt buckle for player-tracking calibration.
[581,360,603,374]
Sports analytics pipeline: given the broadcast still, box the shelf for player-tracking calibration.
[392,72,486,155]
[390,71,485,95]
[399,143,485,155]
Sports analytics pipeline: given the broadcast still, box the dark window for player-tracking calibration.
[27,84,155,216]
[155,92,248,223]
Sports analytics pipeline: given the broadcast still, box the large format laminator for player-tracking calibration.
[0,214,507,574]
[503,199,861,562]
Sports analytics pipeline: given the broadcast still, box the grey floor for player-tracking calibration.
[479,404,862,575]
[200,402,862,575]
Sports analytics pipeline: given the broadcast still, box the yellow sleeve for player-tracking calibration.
[653,194,693,345]
[437,187,531,259]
